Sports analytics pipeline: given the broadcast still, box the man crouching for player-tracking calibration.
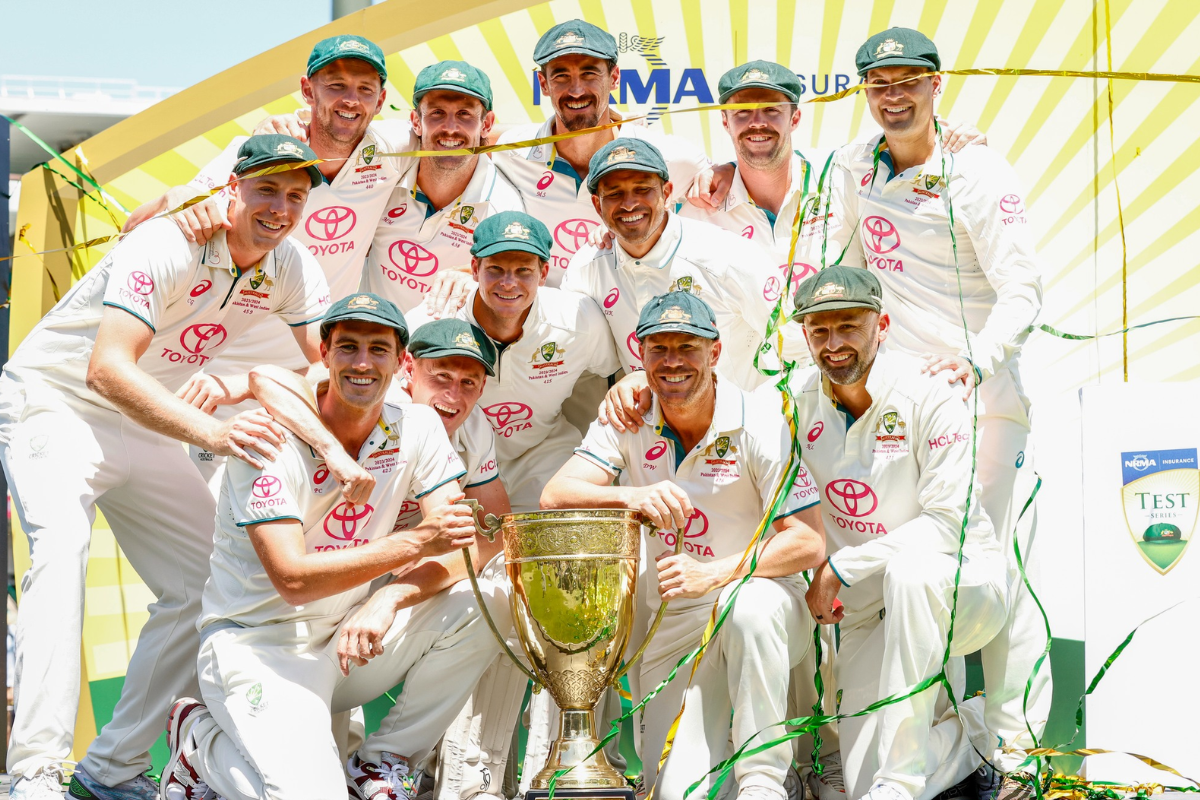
[159,293,509,800]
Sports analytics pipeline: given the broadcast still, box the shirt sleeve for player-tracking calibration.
[270,243,332,327]
[827,387,988,585]
[464,423,500,488]
[407,405,468,498]
[225,444,304,527]
[656,132,713,206]
[575,293,622,378]
[574,416,629,476]
[957,151,1044,381]
[746,394,820,520]
[800,145,865,271]
[164,137,244,213]
[100,220,194,332]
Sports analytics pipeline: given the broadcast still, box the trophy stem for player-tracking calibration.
[530,708,627,790]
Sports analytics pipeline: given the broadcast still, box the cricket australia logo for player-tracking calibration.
[540,342,558,362]
[1120,448,1198,574]
[715,436,731,458]
[361,144,376,165]
[668,275,700,294]
[459,205,475,225]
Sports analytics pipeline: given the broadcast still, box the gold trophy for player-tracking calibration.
[460,502,680,800]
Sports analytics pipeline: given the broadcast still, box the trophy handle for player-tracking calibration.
[614,523,685,681]
[457,499,543,689]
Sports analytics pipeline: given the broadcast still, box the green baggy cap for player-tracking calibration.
[409,319,498,376]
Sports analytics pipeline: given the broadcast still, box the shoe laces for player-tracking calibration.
[380,763,420,799]
[816,758,845,791]
[28,761,76,789]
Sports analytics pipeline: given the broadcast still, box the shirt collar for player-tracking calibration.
[615,213,683,270]
[871,132,947,187]
[526,117,559,162]
[723,152,810,215]
[200,230,277,278]
[653,376,746,459]
[816,345,895,412]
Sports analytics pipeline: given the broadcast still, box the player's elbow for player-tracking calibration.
[539,478,572,510]
[271,572,318,607]
[85,355,121,400]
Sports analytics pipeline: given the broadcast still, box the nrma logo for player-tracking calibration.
[531,33,855,120]
[1126,454,1156,471]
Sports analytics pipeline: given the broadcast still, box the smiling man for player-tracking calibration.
[820,30,1047,798]
[159,293,509,800]
[362,60,523,314]
[790,266,1007,800]
[0,136,332,800]
[542,291,825,800]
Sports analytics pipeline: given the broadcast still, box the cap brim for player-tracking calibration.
[793,299,882,318]
[719,83,799,104]
[470,240,549,260]
[636,322,720,340]
[412,346,496,376]
[308,53,387,81]
[413,84,492,109]
[235,158,323,188]
[587,163,670,194]
[535,46,615,66]
[320,311,409,345]
[857,57,938,76]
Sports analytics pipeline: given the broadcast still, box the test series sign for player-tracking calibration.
[1120,448,1198,574]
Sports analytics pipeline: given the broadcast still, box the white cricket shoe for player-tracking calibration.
[159,698,216,800]
[11,763,70,799]
[807,754,846,800]
[348,752,422,800]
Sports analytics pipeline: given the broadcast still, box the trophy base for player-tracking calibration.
[526,789,636,800]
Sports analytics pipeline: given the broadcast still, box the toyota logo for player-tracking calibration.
[483,402,533,429]
[825,479,878,517]
[604,288,620,309]
[646,441,667,460]
[763,277,782,302]
[305,206,357,241]
[190,280,212,297]
[392,500,422,530]
[999,194,1025,215]
[807,421,824,443]
[862,216,900,254]
[795,467,814,488]
[780,262,818,280]
[388,240,440,277]
[627,332,641,362]
[681,508,709,538]
[127,271,155,295]
[553,219,597,255]
[251,476,281,498]
[324,502,375,540]
[179,323,228,355]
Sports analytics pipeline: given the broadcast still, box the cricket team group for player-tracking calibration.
[0,19,1046,800]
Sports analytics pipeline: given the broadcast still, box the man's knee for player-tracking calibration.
[724,579,796,652]
[882,550,955,600]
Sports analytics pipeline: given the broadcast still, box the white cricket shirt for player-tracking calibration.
[2,220,329,411]
[406,287,621,464]
[200,401,466,629]
[491,119,711,286]
[361,156,523,313]
[790,348,1002,627]
[576,379,817,618]
[562,213,800,391]
[819,135,1042,382]
[192,120,417,372]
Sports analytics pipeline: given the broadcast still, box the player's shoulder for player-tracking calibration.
[537,287,608,333]
[122,216,195,253]
[385,400,446,440]
[677,217,764,275]
[568,241,613,271]
[875,349,960,410]
[833,136,880,170]
[459,405,497,452]
[274,234,320,271]
[621,124,696,160]
[495,122,547,157]
[947,144,1020,190]
[367,118,417,150]
[485,165,524,210]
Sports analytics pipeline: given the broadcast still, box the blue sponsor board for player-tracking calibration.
[1120,448,1198,485]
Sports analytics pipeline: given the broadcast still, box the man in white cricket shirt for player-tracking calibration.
[564,137,802,399]
[791,266,1007,800]
[0,136,331,800]
[820,29,1047,798]
[491,20,715,287]
[159,293,510,800]
[361,60,523,314]
[542,291,826,800]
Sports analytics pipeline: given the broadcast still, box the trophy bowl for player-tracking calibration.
[460,504,679,799]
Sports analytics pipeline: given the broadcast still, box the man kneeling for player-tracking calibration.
[542,292,825,800]
[161,293,509,800]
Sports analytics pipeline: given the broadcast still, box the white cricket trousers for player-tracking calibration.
[0,376,214,784]
[837,550,1007,800]
[641,578,813,800]
[189,579,510,800]
[975,371,1052,772]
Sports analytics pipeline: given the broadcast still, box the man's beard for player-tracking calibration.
[735,132,790,170]
[820,347,876,385]
[556,98,604,131]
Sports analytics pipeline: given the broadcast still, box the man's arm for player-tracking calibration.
[86,307,285,467]
[248,480,477,608]
[541,452,693,530]
[248,364,375,505]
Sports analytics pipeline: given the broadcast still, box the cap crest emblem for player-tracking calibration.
[347,294,378,309]
[740,68,771,83]
[555,31,586,47]
[875,38,904,57]
[441,67,467,82]
[275,141,304,157]
[503,221,531,240]
[606,145,637,164]
[339,39,371,53]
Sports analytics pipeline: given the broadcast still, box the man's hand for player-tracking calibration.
[687,163,735,211]
[655,551,722,601]
[423,269,476,319]
[208,409,288,468]
[599,371,651,432]
[336,592,399,676]
[629,482,693,530]
[254,113,310,142]
[324,447,375,506]
[406,495,478,557]
[587,223,614,250]
[172,196,230,245]
[922,354,977,400]
[805,561,845,625]
[176,372,246,414]
[938,118,987,153]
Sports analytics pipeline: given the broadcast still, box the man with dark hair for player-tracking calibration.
[160,294,508,800]
[0,136,331,800]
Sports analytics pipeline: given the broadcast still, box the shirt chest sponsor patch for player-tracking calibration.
[872,408,909,458]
